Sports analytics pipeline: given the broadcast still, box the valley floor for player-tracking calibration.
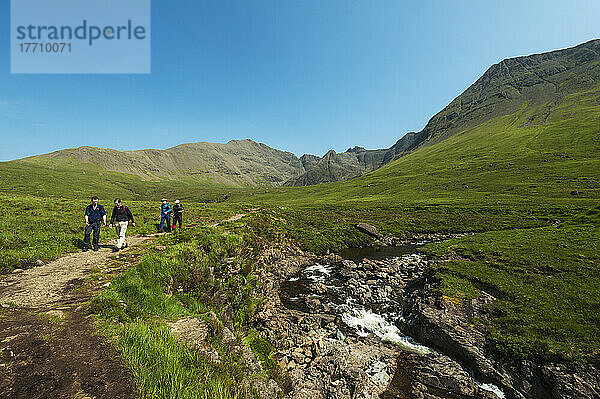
[0,205,598,398]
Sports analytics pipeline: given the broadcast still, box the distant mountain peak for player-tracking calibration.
[346,146,366,153]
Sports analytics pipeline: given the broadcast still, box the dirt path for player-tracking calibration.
[207,207,260,228]
[0,209,256,306]
[0,234,158,399]
[0,235,153,308]
[0,307,137,399]
[0,212,256,398]
[209,213,247,227]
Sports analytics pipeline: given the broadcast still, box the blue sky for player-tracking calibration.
[1,0,599,161]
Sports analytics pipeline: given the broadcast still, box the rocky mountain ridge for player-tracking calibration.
[26,139,307,187]
[286,38,600,186]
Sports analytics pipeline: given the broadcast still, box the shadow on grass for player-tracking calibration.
[72,238,85,249]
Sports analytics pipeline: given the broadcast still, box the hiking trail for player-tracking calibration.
[0,235,154,308]
[0,212,258,398]
[0,209,257,307]
[0,233,156,399]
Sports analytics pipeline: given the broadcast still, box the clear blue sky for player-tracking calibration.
[1,0,599,161]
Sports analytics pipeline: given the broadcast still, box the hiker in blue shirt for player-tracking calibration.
[159,198,172,232]
[83,196,106,251]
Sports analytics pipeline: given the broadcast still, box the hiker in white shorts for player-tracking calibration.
[109,199,135,252]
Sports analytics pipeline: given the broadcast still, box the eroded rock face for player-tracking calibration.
[383,352,498,399]
[400,273,600,399]
[402,280,502,383]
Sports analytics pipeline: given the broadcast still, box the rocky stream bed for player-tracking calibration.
[253,237,600,399]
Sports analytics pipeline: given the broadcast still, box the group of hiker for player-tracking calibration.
[82,196,184,252]
[159,198,184,232]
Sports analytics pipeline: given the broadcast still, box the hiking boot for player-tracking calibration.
[112,247,119,253]
[123,243,128,249]
[83,247,90,252]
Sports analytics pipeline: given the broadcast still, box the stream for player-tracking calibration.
[278,242,506,399]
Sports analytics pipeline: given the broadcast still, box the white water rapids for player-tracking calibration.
[341,308,432,354]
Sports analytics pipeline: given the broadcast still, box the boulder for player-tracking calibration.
[168,316,209,348]
[382,352,499,399]
[355,223,383,239]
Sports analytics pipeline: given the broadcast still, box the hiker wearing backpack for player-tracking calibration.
[159,198,172,232]
[172,200,184,230]
[109,199,135,252]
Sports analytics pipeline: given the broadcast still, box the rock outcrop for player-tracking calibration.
[400,270,600,399]
[254,240,511,398]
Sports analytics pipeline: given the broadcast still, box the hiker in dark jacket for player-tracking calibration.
[109,199,135,252]
[159,199,172,232]
[172,200,184,230]
[83,196,106,251]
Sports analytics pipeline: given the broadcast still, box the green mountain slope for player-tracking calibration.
[0,157,235,201]
[254,85,600,207]
[287,39,600,186]
[416,39,600,147]
[25,139,307,187]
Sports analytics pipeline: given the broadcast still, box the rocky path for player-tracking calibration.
[0,235,154,308]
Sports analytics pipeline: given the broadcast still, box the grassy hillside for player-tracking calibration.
[424,218,600,362]
[245,84,600,208]
[24,139,308,187]
[415,38,600,148]
[0,157,235,201]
